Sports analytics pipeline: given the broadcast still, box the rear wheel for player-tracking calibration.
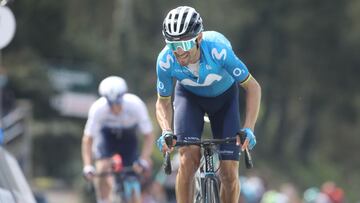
[204,177,220,203]
[112,182,125,203]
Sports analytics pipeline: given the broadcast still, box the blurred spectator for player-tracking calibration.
[315,192,332,203]
[303,182,345,203]
[0,65,16,147]
[321,181,344,203]
[1,82,15,116]
[303,187,321,203]
[0,66,16,116]
[260,190,288,203]
[279,183,302,203]
[240,175,266,203]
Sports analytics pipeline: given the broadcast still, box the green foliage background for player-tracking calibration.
[2,0,360,201]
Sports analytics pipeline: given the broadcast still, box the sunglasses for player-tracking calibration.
[166,36,197,52]
[106,93,124,106]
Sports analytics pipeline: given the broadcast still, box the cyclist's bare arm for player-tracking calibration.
[82,134,93,166]
[156,95,173,132]
[140,132,155,162]
[240,75,261,131]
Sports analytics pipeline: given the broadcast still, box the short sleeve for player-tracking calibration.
[133,97,153,135]
[156,52,175,97]
[221,46,250,83]
[209,33,250,83]
[84,103,101,137]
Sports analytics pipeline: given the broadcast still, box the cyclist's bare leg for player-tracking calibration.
[219,160,240,203]
[176,145,201,203]
[94,159,113,203]
[131,191,141,203]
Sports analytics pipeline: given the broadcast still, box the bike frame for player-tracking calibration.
[113,167,141,203]
[96,167,140,203]
[195,143,221,203]
[175,137,237,203]
[163,132,253,203]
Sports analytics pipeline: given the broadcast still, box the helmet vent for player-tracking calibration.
[162,6,203,41]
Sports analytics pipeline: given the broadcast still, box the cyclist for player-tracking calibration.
[82,76,154,203]
[155,6,261,203]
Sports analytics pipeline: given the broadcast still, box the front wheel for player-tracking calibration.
[204,177,220,203]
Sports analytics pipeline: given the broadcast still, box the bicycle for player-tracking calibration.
[163,132,253,203]
[95,154,143,203]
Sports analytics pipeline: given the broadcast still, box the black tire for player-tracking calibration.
[113,174,126,203]
[112,183,125,203]
[204,177,220,203]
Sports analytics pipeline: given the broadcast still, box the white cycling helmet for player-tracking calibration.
[98,76,127,104]
[162,6,203,41]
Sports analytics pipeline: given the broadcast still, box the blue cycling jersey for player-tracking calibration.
[156,31,250,97]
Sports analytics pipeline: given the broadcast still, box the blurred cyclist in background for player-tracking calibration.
[82,76,154,203]
[155,6,261,203]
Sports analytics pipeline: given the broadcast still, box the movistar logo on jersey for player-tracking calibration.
[180,74,222,87]
[159,54,174,71]
[156,31,249,97]
[211,48,227,61]
[158,81,164,90]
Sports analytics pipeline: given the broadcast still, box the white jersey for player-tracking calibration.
[84,93,153,138]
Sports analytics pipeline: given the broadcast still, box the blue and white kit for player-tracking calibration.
[84,93,153,166]
[156,31,251,160]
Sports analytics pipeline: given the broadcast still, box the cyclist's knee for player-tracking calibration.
[179,146,201,175]
[95,159,112,187]
[219,161,239,184]
[95,159,112,173]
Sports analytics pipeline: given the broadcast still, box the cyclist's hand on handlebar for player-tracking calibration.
[82,165,95,181]
[240,128,256,151]
[156,130,177,153]
[133,158,151,174]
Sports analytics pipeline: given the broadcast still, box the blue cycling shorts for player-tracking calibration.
[173,82,241,160]
[95,126,139,166]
